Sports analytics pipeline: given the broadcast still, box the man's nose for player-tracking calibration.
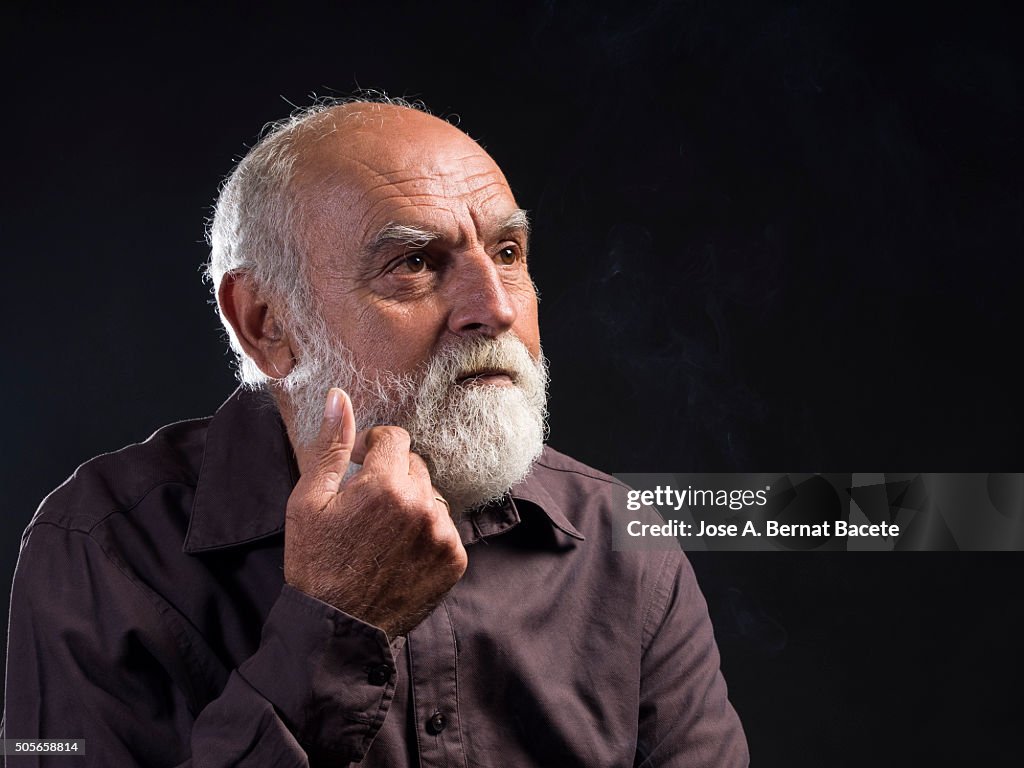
[445,250,517,338]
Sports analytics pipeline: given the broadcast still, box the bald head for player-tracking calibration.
[291,101,493,175]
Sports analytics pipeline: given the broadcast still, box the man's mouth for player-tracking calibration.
[455,368,516,387]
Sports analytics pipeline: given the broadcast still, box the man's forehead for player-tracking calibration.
[294,121,516,244]
[334,147,508,208]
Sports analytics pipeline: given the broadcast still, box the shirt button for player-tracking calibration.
[426,710,447,735]
[367,665,392,686]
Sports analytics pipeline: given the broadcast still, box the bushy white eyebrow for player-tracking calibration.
[496,209,531,239]
[366,208,530,259]
[368,223,441,253]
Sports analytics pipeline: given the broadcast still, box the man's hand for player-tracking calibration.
[284,388,468,637]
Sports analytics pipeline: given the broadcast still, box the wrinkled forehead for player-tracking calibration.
[290,114,515,244]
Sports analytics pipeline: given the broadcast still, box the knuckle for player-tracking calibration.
[347,473,428,521]
[375,478,406,507]
[369,425,410,450]
[448,540,468,566]
[368,478,424,519]
[381,425,411,442]
[442,547,469,582]
[427,518,461,549]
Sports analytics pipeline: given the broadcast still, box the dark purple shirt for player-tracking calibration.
[4,388,748,766]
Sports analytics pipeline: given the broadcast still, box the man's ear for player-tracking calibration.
[218,272,296,379]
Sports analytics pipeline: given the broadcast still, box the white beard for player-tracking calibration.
[282,328,549,514]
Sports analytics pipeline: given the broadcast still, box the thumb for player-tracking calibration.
[295,388,356,501]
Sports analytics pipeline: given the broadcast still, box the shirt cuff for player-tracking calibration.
[237,584,398,761]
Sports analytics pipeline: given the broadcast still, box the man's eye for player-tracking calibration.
[497,246,520,265]
[399,253,428,273]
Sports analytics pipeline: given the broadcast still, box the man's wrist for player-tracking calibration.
[237,584,398,760]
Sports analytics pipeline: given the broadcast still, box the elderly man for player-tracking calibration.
[4,99,748,766]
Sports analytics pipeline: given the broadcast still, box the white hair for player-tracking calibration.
[204,93,429,387]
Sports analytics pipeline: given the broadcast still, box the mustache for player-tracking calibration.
[428,335,536,386]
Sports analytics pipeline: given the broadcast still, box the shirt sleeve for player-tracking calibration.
[634,549,750,767]
[3,523,398,767]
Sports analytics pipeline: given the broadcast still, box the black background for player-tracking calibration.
[3,1,1022,764]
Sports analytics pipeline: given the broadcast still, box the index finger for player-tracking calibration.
[351,425,412,473]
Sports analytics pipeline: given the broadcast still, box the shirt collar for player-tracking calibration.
[509,460,586,542]
[185,387,583,553]
[184,388,296,553]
